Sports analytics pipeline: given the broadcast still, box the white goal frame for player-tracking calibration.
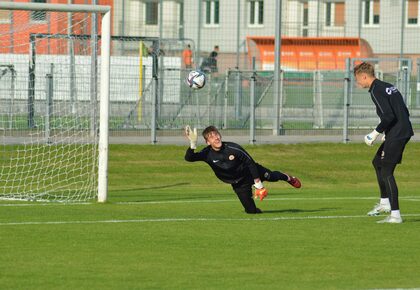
[0,2,111,203]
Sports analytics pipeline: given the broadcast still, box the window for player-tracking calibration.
[407,0,419,25]
[205,0,219,25]
[0,10,10,24]
[145,2,158,25]
[325,2,345,27]
[326,3,332,26]
[31,0,47,22]
[363,0,380,26]
[302,1,309,36]
[249,1,264,26]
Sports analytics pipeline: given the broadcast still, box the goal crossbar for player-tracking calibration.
[0,2,110,13]
[0,2,111,203]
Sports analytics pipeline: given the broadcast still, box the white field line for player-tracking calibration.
[0,202,91,207]
[368,288,420,290]
[1,213,420,227]
[0,196,420,207]
[116,196,420,205]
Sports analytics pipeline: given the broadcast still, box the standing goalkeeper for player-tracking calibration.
[354,62,414,224]
[184,125,301,214]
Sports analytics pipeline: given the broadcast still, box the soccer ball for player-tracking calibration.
[186,70,206,89]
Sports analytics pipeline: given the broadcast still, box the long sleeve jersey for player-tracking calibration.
[369,78,414,140]
[184,141,260,184]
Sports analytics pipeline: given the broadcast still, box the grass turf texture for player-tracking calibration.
[1,143,420,289]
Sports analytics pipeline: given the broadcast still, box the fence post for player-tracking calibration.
[151,54,158,144]
[417,59,420,107]
[343,58,351,144]
[223,70,229,129]
[207,75,211,125]
[69,38,76,114]
[397,60,410,106]
[28,34,36,128]
[313,70,323,128]
[9,66,16,130]
[403,66,410,107]
[235,70,242,119]
[249,70,256,145]
[45,63,54,144]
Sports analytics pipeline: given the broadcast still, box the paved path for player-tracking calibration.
[110,134,420,145]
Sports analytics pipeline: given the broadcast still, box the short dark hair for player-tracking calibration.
[202,126,220,140]
[353,62,375,77]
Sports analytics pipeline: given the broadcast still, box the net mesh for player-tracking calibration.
[0,9,99,202]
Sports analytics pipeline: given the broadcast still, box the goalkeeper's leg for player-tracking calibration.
[380,162,398,210]
[232,183,262,214]
[372,156,388,199]
[257,164,301,188]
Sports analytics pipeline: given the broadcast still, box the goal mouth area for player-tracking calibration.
[0,3,111,203]
[0,194,93,204]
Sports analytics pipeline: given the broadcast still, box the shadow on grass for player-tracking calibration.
[119,182,190,191]
[112,182,190,195]
[262,207,338,214]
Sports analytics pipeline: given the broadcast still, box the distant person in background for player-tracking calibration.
[208,45,219,73]
[200,45,219,73]
[354,62,414,224]
[148,42,164,56]
[182,44,193,69]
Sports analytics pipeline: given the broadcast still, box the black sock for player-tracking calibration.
[265,171,289,182]
[381,162,398,210]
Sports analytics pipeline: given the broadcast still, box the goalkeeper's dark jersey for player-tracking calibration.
[184,141,260,184]
[369,79,414,140]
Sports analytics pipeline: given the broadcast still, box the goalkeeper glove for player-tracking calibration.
[382,134,386,142]
[185,125,198,149]
[253,181,268,201]
[364,130,380,146]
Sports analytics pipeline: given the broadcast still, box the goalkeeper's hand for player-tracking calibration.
[364,130,380,146]
[381,134,386,142]
[185,125,198,149]
[253,180,268,201]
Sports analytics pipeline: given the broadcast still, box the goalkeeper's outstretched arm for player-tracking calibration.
[184,125,207,162]
[185,146,208,162]
[185,125,197,149]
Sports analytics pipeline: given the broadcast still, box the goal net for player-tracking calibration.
[0,2,110,202]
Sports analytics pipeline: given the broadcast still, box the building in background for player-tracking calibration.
[110,0,420,71]
[1,1,420,68]
[0,0,113,54]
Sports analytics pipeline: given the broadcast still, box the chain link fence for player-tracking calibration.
[1,0,420,144]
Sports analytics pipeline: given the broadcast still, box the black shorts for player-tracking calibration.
[374,138,410,164]
[231,164,272,192]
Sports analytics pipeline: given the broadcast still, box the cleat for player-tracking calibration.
[287,175,301,188]
[367,203,391,216]
[245,208,263,214]
[376,216,403,224]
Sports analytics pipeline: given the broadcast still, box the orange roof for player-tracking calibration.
[246,36,373,70]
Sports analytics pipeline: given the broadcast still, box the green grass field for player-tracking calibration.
[1,143,420,289]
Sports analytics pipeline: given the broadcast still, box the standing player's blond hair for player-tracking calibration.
[353,62,375,77]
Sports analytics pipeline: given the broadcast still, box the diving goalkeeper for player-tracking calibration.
[184,125,301,214]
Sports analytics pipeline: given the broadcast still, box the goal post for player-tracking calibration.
[0,2,110,202]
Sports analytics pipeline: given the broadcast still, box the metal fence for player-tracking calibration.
[1,50,419,143]
[1,0,420,144]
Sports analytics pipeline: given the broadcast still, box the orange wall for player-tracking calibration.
[0,0,113,54]
[246,36,374,71]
